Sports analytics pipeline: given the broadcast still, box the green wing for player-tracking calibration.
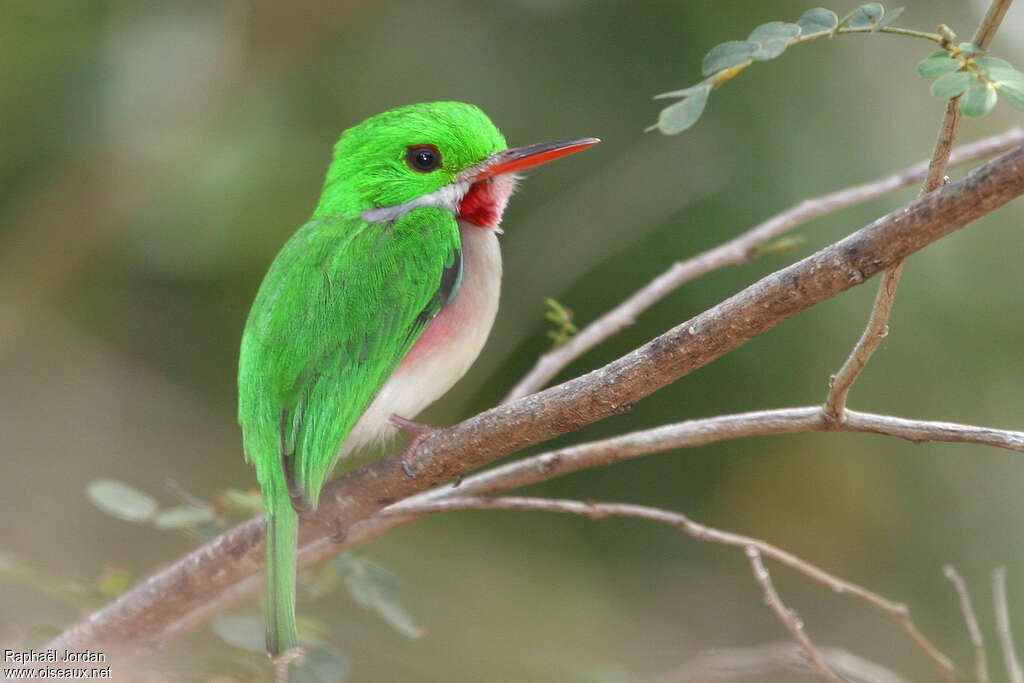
[238,206,461,509]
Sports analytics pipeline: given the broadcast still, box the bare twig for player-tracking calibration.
[822,0,1014,421]
[747,547,845,682]
[46,143,1024,656]
[994,567,1024,683]
[667,642,909,683]
[381,496,950,679]
[504,127,1023,403]
[944,565,988,683]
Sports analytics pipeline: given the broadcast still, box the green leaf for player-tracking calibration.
[747,22,799,61]
[985,67,1024,85]
[152,505,215,530]
[847,3,884,29]
[957,42,985,56]
[212,615,265,652]
[656,85,710,135]
[917,56,961,79]
[87,479,157,523]
[748,21,801,42]
[291,645,351,683]
[930,71,975,99]
[996,78,1024,110]
[702,41,757,75]
[876,6,904,29]
[959,84,997,117]
[95,565,134,597]
[972,56,1012,71]
[221,488,263,515]
[797,8,838,35]
[654,81,711,100]
[336,555,424,639]
[751,39,791,61]
[0,550,91,608]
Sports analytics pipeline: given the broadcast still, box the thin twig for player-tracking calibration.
[747,547,845,682]
[381,495,950,679]
[667,642,909,683]
[994,567,1024,683]
[944,565,988,683]
[504,127,1023,403]
[822,0,1014,421]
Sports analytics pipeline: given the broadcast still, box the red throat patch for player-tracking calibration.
[458,179,504,228]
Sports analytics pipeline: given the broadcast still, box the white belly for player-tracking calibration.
[340,221,502,458]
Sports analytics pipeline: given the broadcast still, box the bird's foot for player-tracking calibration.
[388,414,441,479]
[270,644,307,682]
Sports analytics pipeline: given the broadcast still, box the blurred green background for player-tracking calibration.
[2,0,1024,680]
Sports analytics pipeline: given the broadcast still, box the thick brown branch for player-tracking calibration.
[48,143,1024,655]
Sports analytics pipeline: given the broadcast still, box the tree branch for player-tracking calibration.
[380,496,950,679]
[505,127,1023,403]
[666,642,910,682]
[746,547,845,682]
[994,567,1024,683]
[144,406,1024,652]
[944,565,988,683]
[823,0,1014,421]
[47,142,1024,656]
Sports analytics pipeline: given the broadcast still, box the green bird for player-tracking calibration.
[238,101,597,655]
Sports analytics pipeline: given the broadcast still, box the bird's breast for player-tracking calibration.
[341,221,502,456]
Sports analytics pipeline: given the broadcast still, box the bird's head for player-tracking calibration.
[313,102,597,229]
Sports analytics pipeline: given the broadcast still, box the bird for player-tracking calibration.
[237,101,597,656]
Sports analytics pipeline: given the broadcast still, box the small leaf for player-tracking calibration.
[876,6,904,29]
[996,79,1024,110]
[797,8,838,35]
[959,84,997,116]
[847,3,884,29]
[656,85,710,135]
[748,22,801,43]
[971,56,1012,72]
[95,565,134,597]
[153,505,215,530]
[752,39,791,61]
[917,56,961,79]
[212,615,266,652]
[654,82,709,100]
[930,71,975,99]
[702,41,757,75]
[957,42,985,56]
[336,555,424,639]
[756,235,806,255]
[986,67,1024,85]
[748,22,799,61]
[291,644,351,683]
[87,479,157,523]
[220,488,263,515]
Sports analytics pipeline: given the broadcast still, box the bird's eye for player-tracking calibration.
[406,145,442,172]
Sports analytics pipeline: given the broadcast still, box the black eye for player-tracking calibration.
[406,145,442,172]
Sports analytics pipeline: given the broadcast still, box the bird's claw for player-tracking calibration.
[389,414,441,479]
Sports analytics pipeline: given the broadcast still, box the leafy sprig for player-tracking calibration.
[918,45,1024,116]
[651,4,1022,134]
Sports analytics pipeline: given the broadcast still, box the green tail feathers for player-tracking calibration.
[265,496,298,655]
